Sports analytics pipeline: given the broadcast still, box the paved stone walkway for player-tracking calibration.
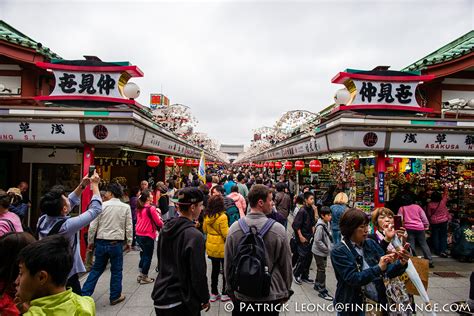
[81,246,472,316]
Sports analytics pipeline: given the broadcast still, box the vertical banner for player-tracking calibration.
[198,151,206,184]
[378,172,385,204]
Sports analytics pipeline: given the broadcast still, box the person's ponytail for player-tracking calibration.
[138,189,152,210]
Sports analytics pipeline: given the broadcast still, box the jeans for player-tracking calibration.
[82,239,124,302]
[332,229,341,245]
[313,254,327,290]
[407,229,433,263]
[137,235,155,275]
[430,222,448,255]
[209,257,225,294]
[293,242,313,279]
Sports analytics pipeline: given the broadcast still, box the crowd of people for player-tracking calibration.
[0,168,472,315]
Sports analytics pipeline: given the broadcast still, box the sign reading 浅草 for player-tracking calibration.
[390,132,474,152]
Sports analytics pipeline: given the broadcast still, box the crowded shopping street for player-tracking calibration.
[1,1,474,315]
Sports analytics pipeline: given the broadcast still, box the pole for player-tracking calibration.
[81,144,94,260]
[375,152,386,208]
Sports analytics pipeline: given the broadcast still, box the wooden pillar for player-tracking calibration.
[80,144,94,260]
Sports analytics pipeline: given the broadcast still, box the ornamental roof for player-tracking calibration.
[0,20,61,60]
[403,30,474,72]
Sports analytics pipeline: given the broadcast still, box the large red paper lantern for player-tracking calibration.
[176,158,185,167]
[295,160,305,171]
[275,161,282,169]
[165,157,175,167]
[146,155,160,168]
[185,159,193,167]
[309,160,322,172]
[268,162,274,169]
[284,161,293,170]
[192,159,199,167]
[263,162,269,168]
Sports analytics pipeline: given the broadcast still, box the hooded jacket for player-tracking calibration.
[227,192,247,218]
[203,212,229,258]
[24,289,95,316]
[152,217,210,312]
[311,218,333,257]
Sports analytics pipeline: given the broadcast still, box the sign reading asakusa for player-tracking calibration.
[35,62,144,104]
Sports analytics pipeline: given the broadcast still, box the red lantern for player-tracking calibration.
[268,162,274,169]
[309,160,322,172]
[275,161,282,169]
[176,158,185,167]
[185,159,193,167]
[165,157,175,167]
[295,160,305,171]
[284,161,293,170]
[146,155,160,168]
[263,162,269,168]
[192,159,199,167]
[353,159,360,171]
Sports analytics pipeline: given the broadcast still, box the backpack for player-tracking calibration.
[224,198,240,227]
[0,218,16,233]
[229,218,275,298]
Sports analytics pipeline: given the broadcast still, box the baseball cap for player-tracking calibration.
[171,187,204,205]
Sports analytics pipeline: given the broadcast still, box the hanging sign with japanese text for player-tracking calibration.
[331,70,435,113]
[35,62,144,105]
[0,122,80,143]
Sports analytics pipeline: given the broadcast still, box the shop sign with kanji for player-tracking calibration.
[390,132,474,153]
[34,62,143,105]
[331,70,435,113]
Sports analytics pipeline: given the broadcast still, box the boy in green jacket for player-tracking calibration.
[15,235,95,315]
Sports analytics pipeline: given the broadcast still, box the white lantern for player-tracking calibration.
[123,82,140,99]
[467,99,474,109]
[334,88,351,105]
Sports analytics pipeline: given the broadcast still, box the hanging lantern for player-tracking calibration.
[284,161,293,170]
[146,155,160,168]
[268,162,274,169]
[165,157,175,167]
[185,159,193,167]
[176,158,185,167]
[295,160,305,171]
[275,161,282,169]
[192,159,199,167]
[263,162,269,168]
[309,160,322,172]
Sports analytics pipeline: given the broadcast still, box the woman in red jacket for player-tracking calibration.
[136,189,163,284]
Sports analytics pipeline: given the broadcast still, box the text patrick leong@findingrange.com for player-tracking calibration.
[222,302,471,313]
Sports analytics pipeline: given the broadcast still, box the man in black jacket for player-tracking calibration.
[152,187,210,316]
[292,191,317,285]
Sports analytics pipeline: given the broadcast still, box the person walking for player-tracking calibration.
[224,175,236,196]
[129,186,140,250]
[399,194,434,267]
[292,191,317,285]
[152,187,210,316]
[274,182,291,229]
[224,184,293,316]
[426,187,450,257]
[136,189,163,284]
[203,195,230,303]
[0,190,23,237]
[36,171,102,295]
[330,192,348,245]
[81,183,133,305]
[311,206,333,301]
[228,185,247,218]
[236,174,249,199]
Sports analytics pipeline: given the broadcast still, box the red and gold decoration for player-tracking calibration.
[146,155,160,168]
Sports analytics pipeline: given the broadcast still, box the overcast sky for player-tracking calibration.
[2,0,473,146]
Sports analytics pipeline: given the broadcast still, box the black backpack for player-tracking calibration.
[230,218,275,298]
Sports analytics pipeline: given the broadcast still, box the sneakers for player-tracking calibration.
[318,290,333,301]
[220,294,231,302]
[429,263,435,268]
[314,283,323,292]
[110,294,126,305]
[439,252,448,258]
[209,293,220,302]
[301,277,314,284]
[293,274,302,285]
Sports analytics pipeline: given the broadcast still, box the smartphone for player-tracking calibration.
[393,215,403,230]
[88,165,96,177]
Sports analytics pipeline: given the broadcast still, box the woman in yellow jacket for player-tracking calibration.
[203,195,230,303]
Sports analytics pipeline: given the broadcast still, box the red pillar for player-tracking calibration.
[80,144,94,260]
[375,152,386,208]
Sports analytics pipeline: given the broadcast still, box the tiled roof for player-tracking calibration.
[403,30,474,72]
[0,20,61,60]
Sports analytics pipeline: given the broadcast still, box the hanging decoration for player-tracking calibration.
[284,161,293,170]
[192,159,199,167]
[176,158,185,167]
[268,162,274,169]
[165,157,175,167]
[275,161,282,169]
[309,160,322,172]
[146,155,160,168]
[185,159,193,167]
[295,160,305,171]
